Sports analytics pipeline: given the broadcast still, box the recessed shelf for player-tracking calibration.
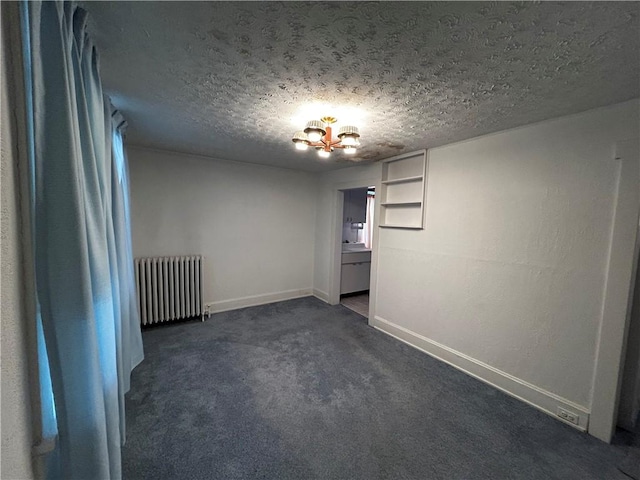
[380,201,422,207]
[381,175,424,185]
[379,150,427,229]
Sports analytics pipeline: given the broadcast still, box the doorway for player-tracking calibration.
[339,186,375,317]
[618,223,640,432]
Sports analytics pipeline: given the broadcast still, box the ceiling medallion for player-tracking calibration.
[292,116,360,159]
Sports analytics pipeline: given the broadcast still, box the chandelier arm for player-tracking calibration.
[306,140,329,147]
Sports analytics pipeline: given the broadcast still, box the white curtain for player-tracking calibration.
[364,193,375,249]
[21,2,144,478]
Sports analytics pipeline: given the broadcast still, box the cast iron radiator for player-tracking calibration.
[134,255,204,325]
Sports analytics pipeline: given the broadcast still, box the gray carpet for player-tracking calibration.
[620,446,640,479]
[618,417,640,480]
[123,297,633,480]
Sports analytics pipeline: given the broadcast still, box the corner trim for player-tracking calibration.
[312,288,329,303]
[371,315,590,431]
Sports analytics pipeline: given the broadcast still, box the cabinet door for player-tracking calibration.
[340,262,371,294]
[343,190,353,222]
[350,188,367,223]
[344,188,367,224]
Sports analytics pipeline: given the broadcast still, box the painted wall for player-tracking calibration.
[128,147,316,312]
[1,4,35,477]
[314,100,639,429]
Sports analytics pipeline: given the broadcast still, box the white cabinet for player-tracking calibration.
[380,150,427,229]
[340,262,371,294]
[340,251,371,294]
[343,187,368,223]
[341,251,371,263]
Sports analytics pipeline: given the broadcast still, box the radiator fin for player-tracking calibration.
[135,255,203,326]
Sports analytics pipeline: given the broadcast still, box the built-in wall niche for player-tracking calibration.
[379,150,427,229]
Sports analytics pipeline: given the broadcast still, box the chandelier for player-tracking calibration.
[292,116,360,158]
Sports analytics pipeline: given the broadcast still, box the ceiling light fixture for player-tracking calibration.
[292,116,360,159]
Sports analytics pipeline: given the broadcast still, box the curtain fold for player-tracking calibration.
[364,193,375,249]
[22,1,144,478]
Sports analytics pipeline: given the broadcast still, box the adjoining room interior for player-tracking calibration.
[340,186,375,317]
[2,1,640,479]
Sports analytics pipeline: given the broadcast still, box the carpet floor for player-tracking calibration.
[123,297,635,480]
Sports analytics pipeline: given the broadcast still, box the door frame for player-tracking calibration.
[590,138,640,442]
[617,230,640,432]
[329,179,380,322]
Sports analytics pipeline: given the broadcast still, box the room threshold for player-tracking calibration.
[340,291,369,318]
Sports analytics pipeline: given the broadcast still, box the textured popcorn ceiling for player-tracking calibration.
[83,1,639,172]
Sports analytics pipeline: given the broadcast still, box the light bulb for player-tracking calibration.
[292,131,309,150]
[304,120,326,143]
[344,146,357,155]
[318,149,331,159]
[307,130,323,142]
[340,135,357,146]
[338,126,360,147]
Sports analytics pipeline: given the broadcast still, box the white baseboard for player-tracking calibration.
[206,288,312,314]
[371,315,590,431]
[313,288,329,303]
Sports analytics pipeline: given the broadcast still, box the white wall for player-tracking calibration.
[128,147,317,312]
[314,100,639,433]
[1,3,35,477]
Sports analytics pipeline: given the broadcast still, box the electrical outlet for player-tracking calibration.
[557,407,580,425]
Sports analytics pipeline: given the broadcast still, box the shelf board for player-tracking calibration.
[380,201,422,207]
[379,224,423,229]
[381,175,424,185]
